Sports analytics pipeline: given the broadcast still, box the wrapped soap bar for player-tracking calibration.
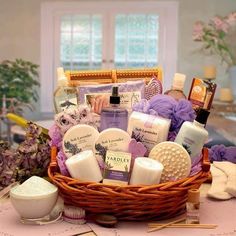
[127,111,171,153]
[103,150,132,186]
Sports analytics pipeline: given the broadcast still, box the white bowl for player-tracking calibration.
[10,176,58,219]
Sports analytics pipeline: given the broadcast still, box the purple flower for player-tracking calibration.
[57,150,70,176]
[209,145,236,163]
[49,124,62,148]
[190,154,203,176]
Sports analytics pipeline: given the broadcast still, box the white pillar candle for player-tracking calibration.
[65,150,102,182]
[219,88,234,102]
[130,157,163,185]
[204,65,216,79]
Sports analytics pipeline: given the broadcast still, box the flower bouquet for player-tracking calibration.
[193,11,236,67]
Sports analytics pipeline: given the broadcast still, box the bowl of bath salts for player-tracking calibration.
[10,176,58,219]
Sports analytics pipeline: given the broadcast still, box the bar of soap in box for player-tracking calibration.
[103,150,132,186]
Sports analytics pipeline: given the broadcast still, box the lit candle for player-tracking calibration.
[204,65,216,79]
[65,150,102,182]
[219,88,234,102]
[129,157,163,185]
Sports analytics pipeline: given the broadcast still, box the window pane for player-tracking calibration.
[115,14,159,68]
[60,14,102,70]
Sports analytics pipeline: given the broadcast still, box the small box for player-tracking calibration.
[103,150,132,186]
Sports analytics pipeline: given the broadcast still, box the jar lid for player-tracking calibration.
[188,189,200,203]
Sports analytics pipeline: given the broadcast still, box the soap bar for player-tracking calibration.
[95,128,131,161]
[149,141,191,183]
[127,111,171,153]
[63,124,99,158]
[103,150,132,186]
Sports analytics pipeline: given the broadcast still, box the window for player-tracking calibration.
[41,1,178,113]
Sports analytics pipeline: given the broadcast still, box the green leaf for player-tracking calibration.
[0,58,39,113]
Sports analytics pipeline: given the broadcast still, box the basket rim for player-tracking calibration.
[48,146,210,191]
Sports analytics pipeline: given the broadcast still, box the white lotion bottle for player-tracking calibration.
[174,109,210,160]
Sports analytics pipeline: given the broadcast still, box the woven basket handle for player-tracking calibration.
[48,146,58,171]
[202,147,210,172]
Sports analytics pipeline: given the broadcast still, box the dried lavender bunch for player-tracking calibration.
[0,141,20,190]
[0,122,51,190]
[15,122,51,182]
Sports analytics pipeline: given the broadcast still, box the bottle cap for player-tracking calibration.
[57,67,68,86]
[172,73,186,90]
[195,109,210,125]
[110,86,120,104]
[188,189,200,203]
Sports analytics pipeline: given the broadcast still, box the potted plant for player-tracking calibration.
[0,59,40,114]
[192,11,236,98]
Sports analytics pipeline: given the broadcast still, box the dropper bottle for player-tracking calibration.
[164,73,187,100]
[53,67,77,113]
[100,86,128,131]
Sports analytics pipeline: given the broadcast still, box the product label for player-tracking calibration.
[63,126,99,158]
[59,97,77,111]
[103,150,131,186]
[84,91,141,113]
[189,78,216,110]
[189,78,206,108]
[128,112,170,153]
[131,126,158,152]
[179,136,204,158]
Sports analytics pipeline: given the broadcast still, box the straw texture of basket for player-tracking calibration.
[48,147,210,221]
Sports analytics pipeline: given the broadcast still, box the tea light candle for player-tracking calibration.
[219,88,234,102]
[65,150,102,182]
[129,157,163,185]
[204,65,216,79]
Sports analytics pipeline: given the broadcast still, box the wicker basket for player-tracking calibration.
[48,147,210,221]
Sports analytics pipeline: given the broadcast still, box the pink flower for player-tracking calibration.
[193,21,204,41]
[212,16,229,33]
[225,12,236,26]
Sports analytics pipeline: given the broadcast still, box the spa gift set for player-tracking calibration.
[7,67,213,226]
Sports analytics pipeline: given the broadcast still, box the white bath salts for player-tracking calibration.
[11,176,58,198]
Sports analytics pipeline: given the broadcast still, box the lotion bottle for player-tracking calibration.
[53,67,77,113]
[100,86,128,131]
[174,109,210,160]
[164,73,187,100]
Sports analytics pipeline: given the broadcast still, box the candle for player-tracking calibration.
[204,65,216,79]
[129,157,163,185]
[65,150,102,182]
[219,88,234,102]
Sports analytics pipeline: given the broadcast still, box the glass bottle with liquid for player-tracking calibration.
[53,67,78,113]
[100,86,128,131]
[164,73,187,100]
[186,189,200,224]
